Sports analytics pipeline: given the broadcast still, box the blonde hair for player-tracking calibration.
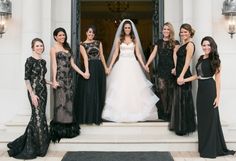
[163,22,176,48]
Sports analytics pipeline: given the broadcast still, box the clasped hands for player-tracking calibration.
[177,76,185,85]
[82,71,90,79]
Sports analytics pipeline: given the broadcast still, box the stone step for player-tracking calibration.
[5,115,171,135]
[2,115,236,152]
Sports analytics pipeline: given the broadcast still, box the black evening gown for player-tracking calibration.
[155,39,179,121]
[74,40,106,125]
[196,56,235,158]
[7,57,50,159]
[169,42,196,135]
[50,51,80,143]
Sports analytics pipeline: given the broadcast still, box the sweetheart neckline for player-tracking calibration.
[121,42,134,46]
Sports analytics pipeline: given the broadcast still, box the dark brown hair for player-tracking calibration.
[86,25,96,35]
[180,23,195,38]
[53,27,72,53]
[201,36,221,73]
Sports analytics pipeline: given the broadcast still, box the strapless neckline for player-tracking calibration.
[121,42,134,46]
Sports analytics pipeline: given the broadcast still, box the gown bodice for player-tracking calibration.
[119,42,136,59]
[156,39,179,79]
[196,57,214,78]
[25,57,47,93]
[56,51,73,87]
[82,40,101,60]
[176,42,195,78]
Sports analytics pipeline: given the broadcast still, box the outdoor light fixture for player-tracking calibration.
[0,0,12,38]
[222,0,236,38]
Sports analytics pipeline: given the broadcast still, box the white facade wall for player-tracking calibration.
[0,0,71,128]
[0,0,236,128]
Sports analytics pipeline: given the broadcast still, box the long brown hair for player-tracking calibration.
[201,36,221,73]
[53,27,72,53]
[120,20,135,43]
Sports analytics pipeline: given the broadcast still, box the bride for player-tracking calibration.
[102,19,159,122]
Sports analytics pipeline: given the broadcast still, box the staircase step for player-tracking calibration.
[2,115,236,152]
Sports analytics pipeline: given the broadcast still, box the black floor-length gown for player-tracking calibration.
[196,56,235,158]
[169,42,196,135]
[155,39,179,121]
[7,57,50,159]
[50,51,80,143]
[74,40,106,125]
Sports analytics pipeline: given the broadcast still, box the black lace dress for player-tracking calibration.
[169,42,196,135]
[50,51,80,143]
[7,57,50,159]
[74,40,106,125]
[196,56,235,158]
[155,39,179,121]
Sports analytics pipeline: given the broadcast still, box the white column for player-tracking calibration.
[164,0,183,39]
[182,0,193,24]
[41,0,52,119]
[193,0,213,53]
[19,0,42,115]
[191,0,213,103]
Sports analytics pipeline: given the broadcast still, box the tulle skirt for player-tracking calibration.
[102,57,159,122]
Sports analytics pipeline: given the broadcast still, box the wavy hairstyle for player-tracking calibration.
[201,36,221,73]
[163,22,176,49]
[120,20,135,43]
[53,27,72,53]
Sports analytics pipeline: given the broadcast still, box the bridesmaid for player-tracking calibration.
[184,36,235,158]
[7,38,51,159]
[50,27,89,142]
[169,23,196,135]
[74,25,107,125]
[145,22,179,121]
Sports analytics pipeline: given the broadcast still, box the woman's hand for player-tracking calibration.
[213,97,220,108]
[171,68,176,76]
[107,66,112,75]
[83,71,90,79]
[52,81,60,89]
[105,67,109,75]
[144,64,150,73]
[31,93,39,108]
[177,76,185,85]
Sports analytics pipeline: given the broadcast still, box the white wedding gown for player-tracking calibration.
[102,42,159,122]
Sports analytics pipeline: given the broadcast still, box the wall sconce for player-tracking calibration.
[0,0,12,38]
[222,0,236,38]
